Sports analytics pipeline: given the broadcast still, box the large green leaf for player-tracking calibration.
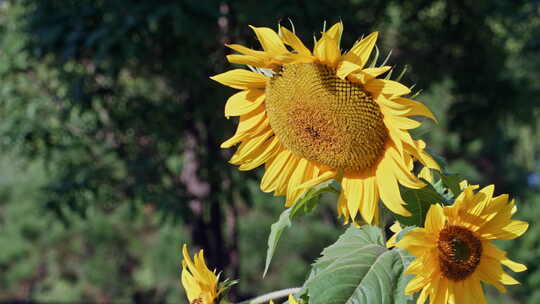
[263,180,338,277]
[304,225,414,304]
[395,184,444,227]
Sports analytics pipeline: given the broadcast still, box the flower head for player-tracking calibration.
[396,184,528,304]
[181,244,222,304]
[211,22,438,224]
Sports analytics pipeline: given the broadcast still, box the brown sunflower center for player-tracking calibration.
[437,225,482,281]
[264,63,388,170]
[191,298,203,304]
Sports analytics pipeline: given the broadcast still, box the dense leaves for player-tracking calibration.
[304,226,413,304]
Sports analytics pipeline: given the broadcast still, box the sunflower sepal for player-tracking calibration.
[263,179,339,277]
[216,278,239,304]
[290,179,339,217]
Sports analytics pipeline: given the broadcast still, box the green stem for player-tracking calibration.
[236,287,302,304]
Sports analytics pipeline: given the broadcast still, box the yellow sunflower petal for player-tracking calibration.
[226,43,269,58]
[405,274,428,295]
[229,128,273,164]
[435,277,450,304]
[337,192,350,222]
[336,60,362,79]
[342,32,378,69]
[390,116,422,130]
[361,66,392,78]
[313,32,341,66]
[470,278,488,304]
[342,172,363,220]
[349,66,392,84]
[418,167,433,183]
[226,54,267,67]
[375,156,411,216]
[404,139,440,170]
[417,284,430,304]
[386,221,402,248]
[364,78,411,97]
[394,97,437,122]
[360,170,379,224]
[224,89,265,118]
[285,158,310,206]
[482,220,529,240]
[476,258,508,293]
[279,26,311,56]
[294,169,336,191]
[238,137,282,171]
[324,21,343,43]
[274,154,301,196]
[396,229,433,255]
[210,69,267,90]
[425,204,446,233]
[249,25,288,55]
[260,149,292,192]
[484,242,527,272]
[288,294,300,304]
[387,147,425,189]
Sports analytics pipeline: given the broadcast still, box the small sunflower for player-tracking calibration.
[396,184,528,304]
[181,244,222,304]
[211,22,439,224]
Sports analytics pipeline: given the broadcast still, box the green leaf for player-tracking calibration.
[263,180,338,277]
[424,148,448,172]
[304,226,414,304]
[263,208,292,278]
[439,173,462,198]
[395,184,445,227]
[290,179,339,217]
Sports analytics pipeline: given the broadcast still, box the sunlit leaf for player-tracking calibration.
[263,180,338,277]
[304,226,414,304]
[395,184,445,227]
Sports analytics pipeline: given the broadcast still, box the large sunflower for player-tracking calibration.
[396,184,528,304]
[211,22,439,223]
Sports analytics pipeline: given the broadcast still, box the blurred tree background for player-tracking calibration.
[0,0,539,303]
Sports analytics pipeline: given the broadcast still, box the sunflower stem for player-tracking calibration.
[235,287,302,304]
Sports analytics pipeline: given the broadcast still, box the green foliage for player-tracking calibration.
[0,155,187,302]
[264,180,339,277]
[264,208,293,278]
[395,184,444,227]
[303,226,413,304]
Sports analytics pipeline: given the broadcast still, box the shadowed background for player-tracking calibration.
[0,0,539,303]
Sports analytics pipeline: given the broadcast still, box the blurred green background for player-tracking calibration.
[0,0,539,303]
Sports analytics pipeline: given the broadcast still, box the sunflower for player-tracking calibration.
[211,22,439,224]
[396,184,528,304]
[181,244,222,304]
